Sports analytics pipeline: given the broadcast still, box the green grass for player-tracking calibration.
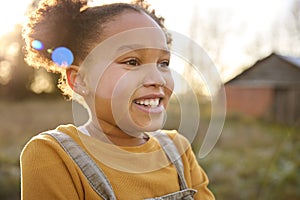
[0,97,73,200]
[199,117,300,200]
[0,98,299,200]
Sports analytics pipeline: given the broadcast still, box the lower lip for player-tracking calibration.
[133,103,164,114]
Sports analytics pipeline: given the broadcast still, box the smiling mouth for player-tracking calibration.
[134,98,162,108]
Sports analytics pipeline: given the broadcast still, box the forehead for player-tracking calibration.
[101,11,165,43]
[87,27,169,63]
[80,12,169,70]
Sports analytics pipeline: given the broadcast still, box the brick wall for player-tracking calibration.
[225,85,274,118]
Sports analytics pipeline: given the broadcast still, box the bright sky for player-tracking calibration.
[1,0,284,35]
[0,0,32,36]
[0,0,297,81]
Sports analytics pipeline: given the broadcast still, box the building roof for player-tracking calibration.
[226,53,300,86]
[279,55,300,68]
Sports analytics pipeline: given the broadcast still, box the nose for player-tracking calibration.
[142,65,166,87]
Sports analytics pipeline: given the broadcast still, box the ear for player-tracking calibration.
[66,66,78,90]
[66,65,89,96]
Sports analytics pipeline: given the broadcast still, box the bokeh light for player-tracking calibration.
[0,60,12,85]
[51,47,74,67]
[31,40,44,51]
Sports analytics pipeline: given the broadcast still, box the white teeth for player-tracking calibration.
[149,99,155,106]
[144,99,150,106]
[135,98,160,107]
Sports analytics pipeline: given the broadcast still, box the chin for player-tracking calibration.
[133,117,166,132]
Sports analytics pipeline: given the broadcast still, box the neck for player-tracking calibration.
[85,120,149,147]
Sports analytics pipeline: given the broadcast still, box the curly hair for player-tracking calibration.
[22,0,170,99]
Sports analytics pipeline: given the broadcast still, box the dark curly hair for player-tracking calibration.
[22,0,170,98]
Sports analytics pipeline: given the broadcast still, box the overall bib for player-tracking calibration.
[43,131,197,200]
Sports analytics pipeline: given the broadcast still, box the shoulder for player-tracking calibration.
[160,130,202,166]
[161,129,190,142]
[159,129,192,156]
[20,124,81,164]
[22,124,79,146]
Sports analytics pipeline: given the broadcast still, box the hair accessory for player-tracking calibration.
[51,47,74,68]
[31,40,44,50]
[31,39,74,68]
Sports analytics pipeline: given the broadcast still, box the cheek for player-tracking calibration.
[165,73,175,95]
[96,73,119,99]
[94,70,143,121]
[168,75,175,92]
[93,68,127,124]
[98,74,140,100]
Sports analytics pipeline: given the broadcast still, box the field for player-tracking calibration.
[0,97,299,200]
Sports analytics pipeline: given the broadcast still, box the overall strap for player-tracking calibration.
[152,131,189,190]
[42,131,117,200]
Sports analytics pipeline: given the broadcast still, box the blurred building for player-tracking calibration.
[225,53,300,126]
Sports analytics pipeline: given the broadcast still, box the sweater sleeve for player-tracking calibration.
[165,131,215,200]
[20,134,83,200]
[186,146,215,200]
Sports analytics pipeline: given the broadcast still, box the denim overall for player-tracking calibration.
[43,131,197,200]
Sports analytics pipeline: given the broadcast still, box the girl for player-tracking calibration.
[20,0,215,199]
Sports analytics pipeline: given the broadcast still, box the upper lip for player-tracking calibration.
[134,93,165,101]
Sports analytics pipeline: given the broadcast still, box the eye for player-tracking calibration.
[158,60,170,68]
[123,58,140,66]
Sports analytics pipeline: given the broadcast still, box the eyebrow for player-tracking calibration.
[116,44,170,53]
[116,44,144,52]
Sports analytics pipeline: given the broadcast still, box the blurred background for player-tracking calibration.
[0,0,299,199]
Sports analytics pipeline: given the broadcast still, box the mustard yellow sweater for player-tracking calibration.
[20,124,215,200]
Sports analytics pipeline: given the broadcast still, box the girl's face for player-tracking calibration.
[85,11,174,135]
